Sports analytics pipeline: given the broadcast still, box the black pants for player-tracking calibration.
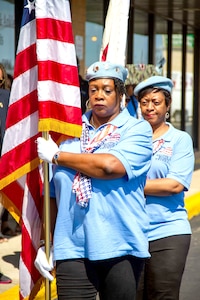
[56,255,145,300]
[136,234,191,300]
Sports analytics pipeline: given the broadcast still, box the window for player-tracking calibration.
[0,0,15,75]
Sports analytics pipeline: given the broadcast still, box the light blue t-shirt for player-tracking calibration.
[146,123,194,241]
[50,108,153,261]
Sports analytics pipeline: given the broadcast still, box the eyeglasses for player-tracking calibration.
[0,79,5,84]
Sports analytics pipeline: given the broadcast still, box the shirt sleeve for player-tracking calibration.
[167,131,194,190]
[109,119,153,180]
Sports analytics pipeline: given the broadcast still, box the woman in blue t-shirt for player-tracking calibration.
[134,76,195,300]
[34,61,153,300]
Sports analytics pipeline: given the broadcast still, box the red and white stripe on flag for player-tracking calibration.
[99,0,130,66]
[0,0,82,299]
[36,0,82,136]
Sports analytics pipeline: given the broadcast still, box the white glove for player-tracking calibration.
[37,135,59,163]
[34,246,54,281]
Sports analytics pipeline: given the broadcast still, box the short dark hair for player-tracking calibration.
[113,78,126,96]
[137,87,171,106]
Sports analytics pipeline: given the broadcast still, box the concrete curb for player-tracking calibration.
[185,192,200,220]
[185,169,200,220]
[0,285,19,300]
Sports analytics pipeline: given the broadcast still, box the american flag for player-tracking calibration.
[0,0,82,298]
[99,0,130,66]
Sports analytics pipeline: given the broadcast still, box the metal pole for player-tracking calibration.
[43,132,51,300]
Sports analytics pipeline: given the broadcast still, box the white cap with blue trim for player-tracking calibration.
[134,75,174,96]
[86,61,128,83]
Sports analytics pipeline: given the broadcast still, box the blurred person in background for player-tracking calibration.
[77,57,89,114]
[0,63,12,284]
[125,64,161,119]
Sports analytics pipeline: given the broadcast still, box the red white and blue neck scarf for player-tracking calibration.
[72,122,119,208]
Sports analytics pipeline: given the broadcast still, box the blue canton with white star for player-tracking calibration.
[21,0,35,27]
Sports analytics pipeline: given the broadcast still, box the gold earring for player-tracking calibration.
[86,99,91,111]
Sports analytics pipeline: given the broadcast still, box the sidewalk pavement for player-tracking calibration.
[0,216,21,298]
[0,168,200,299]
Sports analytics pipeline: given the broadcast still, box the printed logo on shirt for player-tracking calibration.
[159,146,173,156]
[99,133,121,149]
[153,139,173,163]
[155,153,171,163]
[155,146,173,163]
